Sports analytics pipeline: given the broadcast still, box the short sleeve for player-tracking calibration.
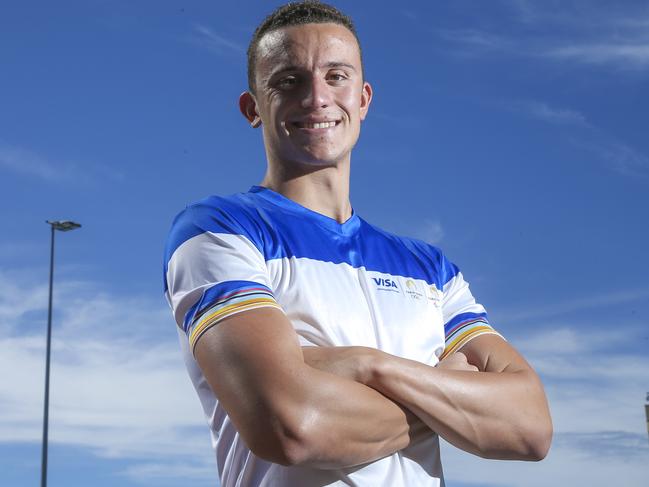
[164,202,282,355]
[438,255,502,359]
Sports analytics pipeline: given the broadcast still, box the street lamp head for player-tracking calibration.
[46,220,82,232]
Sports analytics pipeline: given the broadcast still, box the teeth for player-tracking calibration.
[301,121,337,129]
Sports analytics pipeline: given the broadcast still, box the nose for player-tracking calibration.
[301,76,331,110]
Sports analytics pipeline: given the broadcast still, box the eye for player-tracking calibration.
[328,72,347,82]
[276,75,298,89]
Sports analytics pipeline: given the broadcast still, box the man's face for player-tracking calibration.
[247,22,372,168]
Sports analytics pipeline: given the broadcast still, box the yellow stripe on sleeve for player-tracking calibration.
[189,298,282,353]
[440,325,501,360]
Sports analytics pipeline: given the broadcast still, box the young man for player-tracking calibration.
[164,2,552,486]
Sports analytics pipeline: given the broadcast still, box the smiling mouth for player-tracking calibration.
[292,120,341,129]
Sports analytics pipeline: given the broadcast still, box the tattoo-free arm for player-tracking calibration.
[194,307,420,468]
[365,334,552,460]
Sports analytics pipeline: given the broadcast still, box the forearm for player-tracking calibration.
[291,360,421,468]
[369,354,552,460]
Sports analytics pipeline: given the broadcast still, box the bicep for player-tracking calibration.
[458,333,533,374]
[194,306,304,401]
[194,307,308,454]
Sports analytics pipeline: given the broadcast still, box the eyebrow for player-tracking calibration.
[268,61,357,80]
[323,62,356,71]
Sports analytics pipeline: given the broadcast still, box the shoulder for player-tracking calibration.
[164,191,267,264]
[173,192,260,233]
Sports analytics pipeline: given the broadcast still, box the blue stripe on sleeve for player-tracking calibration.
[182,280,274,332]
[444,311,490,336]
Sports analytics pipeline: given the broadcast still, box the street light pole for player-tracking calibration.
[645,392,649,444]
[41,220,81,487]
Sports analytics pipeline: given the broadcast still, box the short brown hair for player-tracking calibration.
[247,1,363,92]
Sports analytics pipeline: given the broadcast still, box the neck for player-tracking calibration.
[260,158,352,224]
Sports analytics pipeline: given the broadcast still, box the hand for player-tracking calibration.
[302,346,378,384]
[437,352,479,372]
[405,410,434,446]
[304,346,435,446]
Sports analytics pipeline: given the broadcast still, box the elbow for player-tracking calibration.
[477,414,553,461]
[524,418,553,461]
[501,414,552,461]
[272,426,315,467]
[245,409,317,467]
[246,427,311,467]
[523,398,553,461]
[247,436,304,467]
[514,377,553,461]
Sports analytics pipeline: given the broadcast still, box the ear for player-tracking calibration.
[239,91,262,128]
[359,81,373,121]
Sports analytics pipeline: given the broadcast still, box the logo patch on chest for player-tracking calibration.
[404,279,425,300]
[372,277,400,292]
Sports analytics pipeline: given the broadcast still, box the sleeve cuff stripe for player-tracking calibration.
[192,287,275,324]
[445,320,491,343]
[445,315,488,336]
[189,299,282,354]
[441,325,501,359]
[191,297,279,339]
[217,286,274,303]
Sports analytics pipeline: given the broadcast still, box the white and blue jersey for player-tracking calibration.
[164,186,499,487]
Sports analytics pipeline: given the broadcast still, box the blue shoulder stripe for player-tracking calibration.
[163,194,270,292]
[163,189,461,292]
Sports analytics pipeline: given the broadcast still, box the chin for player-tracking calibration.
[297,145,350,167]
[271,142,350,170]
[299,153,345,168]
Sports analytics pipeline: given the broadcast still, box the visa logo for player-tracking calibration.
[372,277,399,289]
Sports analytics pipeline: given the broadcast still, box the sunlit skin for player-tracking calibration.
[241,23,371,168]
[239,23,372,222]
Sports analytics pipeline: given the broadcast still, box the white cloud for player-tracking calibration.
[379,218,445,245]
[511,100,588,126]
[511,325,648,436]
[545,44,649,69]
[553,430,648,461]
[505,0,540,24]
[442,435,649,487]
[0,242,47,261]
[0,270,49,331]
[580,138,649,178]
[191,25,244,55]
[435,3,649,72]
[0,142,123,184]
[416,219,445,245]
[436,29,510,51]
[400,10,419,22]
[0,143,71,182]
[0,271,215,483]
[499,286,649,323]
[120,461,216,485]
[498,97,649,178]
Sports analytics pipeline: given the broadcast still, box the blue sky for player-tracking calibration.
[1,1,648,486]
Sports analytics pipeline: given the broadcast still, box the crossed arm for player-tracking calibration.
[194,307,552,468]
[304,335,552,460]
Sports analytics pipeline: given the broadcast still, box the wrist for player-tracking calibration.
[361,347,387,388]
